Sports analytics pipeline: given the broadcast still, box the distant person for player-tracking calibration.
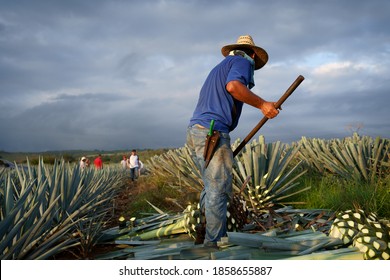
[138,160,144,177]
[94,154,103,169]
[79,156,87,169]
[120,155,127,170]
[129,150,139,181]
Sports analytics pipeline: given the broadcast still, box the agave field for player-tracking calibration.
[0,159,126,259]
[0,133,389,260]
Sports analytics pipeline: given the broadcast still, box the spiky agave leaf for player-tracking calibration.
[0,158,124,259]
[298,134,390,182]
[147,145,203,192]
[234,135,309,213]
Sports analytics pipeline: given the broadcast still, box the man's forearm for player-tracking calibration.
[226,80,279,119]
[226,80,265,109]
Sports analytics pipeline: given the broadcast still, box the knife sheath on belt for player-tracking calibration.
[203,120,220,168]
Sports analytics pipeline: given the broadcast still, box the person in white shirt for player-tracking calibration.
[79,156,87,169]
[138,160,144,177]
[128,150,139,181]
[120,155,127,170]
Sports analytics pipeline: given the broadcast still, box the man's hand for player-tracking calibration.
[260,101,279,119]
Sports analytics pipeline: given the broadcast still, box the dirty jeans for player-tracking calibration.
[186,125,233,246]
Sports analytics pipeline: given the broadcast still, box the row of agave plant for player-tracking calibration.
[148,133,389,213]
[0,159,126,259]
[296,133,389,182]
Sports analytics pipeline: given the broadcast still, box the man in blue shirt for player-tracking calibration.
[187,35,279,248]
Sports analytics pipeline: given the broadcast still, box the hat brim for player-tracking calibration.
[221,44,268,70]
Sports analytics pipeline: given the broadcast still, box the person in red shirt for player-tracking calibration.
[94,154,103,169]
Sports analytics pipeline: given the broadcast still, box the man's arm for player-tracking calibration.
[226,80,279,119]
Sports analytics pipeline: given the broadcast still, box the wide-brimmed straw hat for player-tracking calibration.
[221,35,268,70]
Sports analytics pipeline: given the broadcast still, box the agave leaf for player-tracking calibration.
[135,218,187,240]
[3,174,16,217]
[0,179,36,241]
[234,136,309,210]
[0,201,39,258]
[34,238,77,260]
[22,201,61,249]
[145,200,166,214]
[227,231,310,251]
[284,247,364,260]
[298,134,389,182]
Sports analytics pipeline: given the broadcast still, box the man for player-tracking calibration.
[187,35,279,248]
[128,149,139,181]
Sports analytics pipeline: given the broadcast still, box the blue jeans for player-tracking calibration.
[130,167,138,181]
[186,125,233,246]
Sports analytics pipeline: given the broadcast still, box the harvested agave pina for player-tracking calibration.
[367,249,376,258]
[372,240,387,251]
[354,238,369,252]
[372,222,382,229]
[342,214,350,220]
[353,213,362,220]
[357,223,365,230]
[347,220,355,227]
[345,210,390,260]
[376,232,383,239]
[329,219,358,244]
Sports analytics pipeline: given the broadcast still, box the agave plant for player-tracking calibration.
[0,158,124,259]
[233,135,309,213]
[298,134,390,182]
[147,145,203,192]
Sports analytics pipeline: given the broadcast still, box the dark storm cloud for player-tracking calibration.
[0,0,389,152]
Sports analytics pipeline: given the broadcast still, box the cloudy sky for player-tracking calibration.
[0,0,389,152]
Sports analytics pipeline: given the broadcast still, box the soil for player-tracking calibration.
[108,178,138,227]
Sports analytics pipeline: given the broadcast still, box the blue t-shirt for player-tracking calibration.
[189,55,253,133]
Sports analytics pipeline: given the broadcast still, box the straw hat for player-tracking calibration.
[221,35,268,70]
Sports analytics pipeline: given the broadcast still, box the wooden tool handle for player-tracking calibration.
[233,75,305,157]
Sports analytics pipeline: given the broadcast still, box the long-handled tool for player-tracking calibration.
[233,75,305,157]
